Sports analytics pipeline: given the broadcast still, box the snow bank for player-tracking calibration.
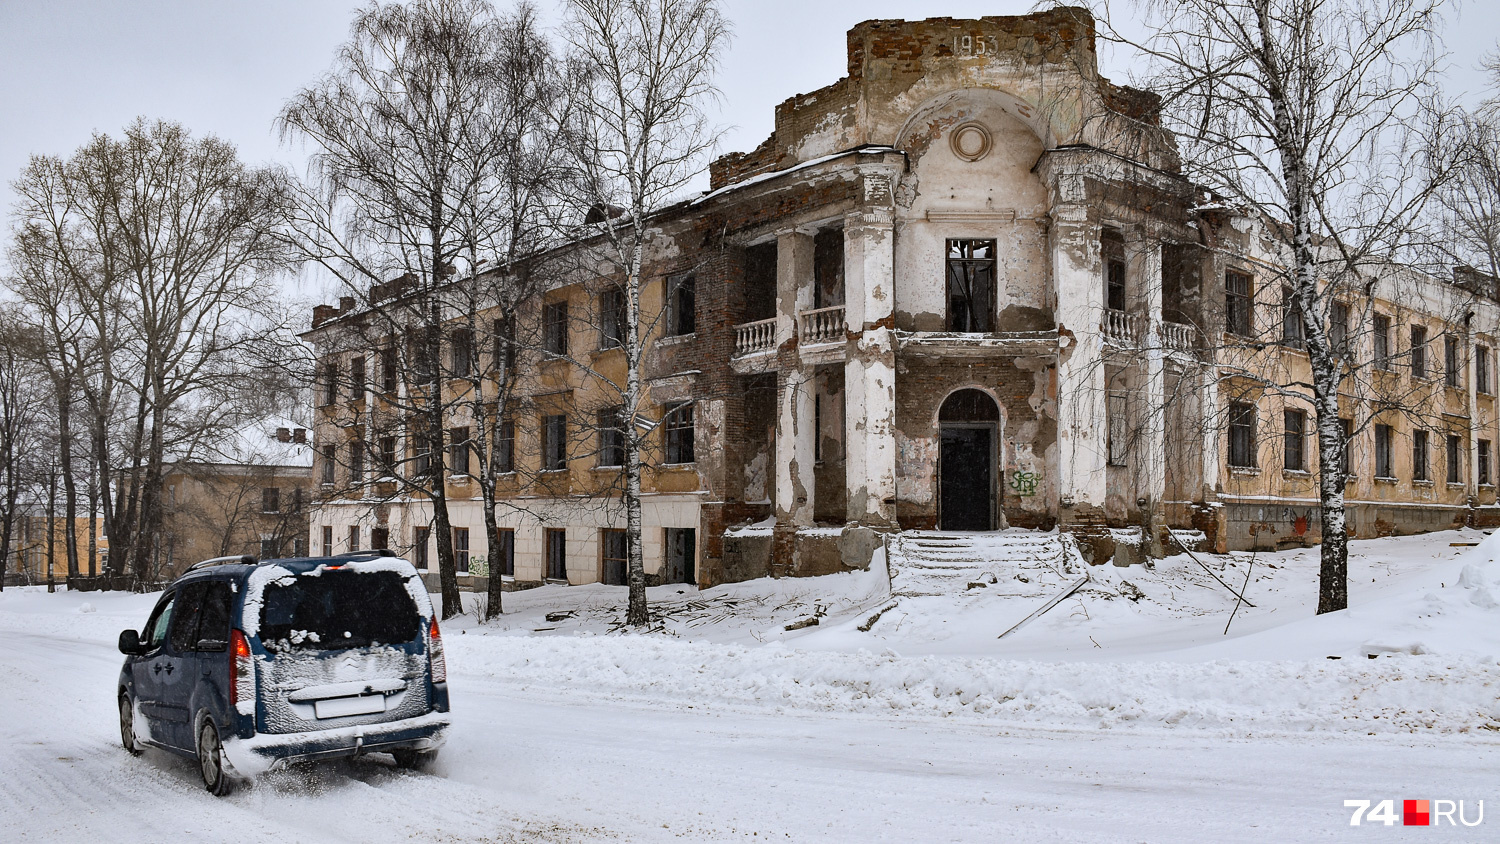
[457,634,1500,736]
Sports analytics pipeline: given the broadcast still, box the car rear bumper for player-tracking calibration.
[223,711,449,775]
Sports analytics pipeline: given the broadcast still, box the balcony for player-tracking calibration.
[1102,309,1144,346]
[798,305,845,345]
[734,317,776,356]
[1161,321,1198,353]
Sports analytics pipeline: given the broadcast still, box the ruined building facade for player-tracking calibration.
[303,10,1500,588]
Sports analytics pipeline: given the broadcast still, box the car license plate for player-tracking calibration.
[314,694,386,719]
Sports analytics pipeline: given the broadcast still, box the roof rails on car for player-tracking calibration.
[188,555,259,571]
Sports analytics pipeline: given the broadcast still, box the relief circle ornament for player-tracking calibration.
[950,122,992,162]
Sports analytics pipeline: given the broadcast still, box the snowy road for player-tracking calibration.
[3,612,1497,843]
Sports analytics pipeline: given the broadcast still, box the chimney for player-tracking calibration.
[312,304,336,328]
[292,428,307,444]
[339,296,356,313]
[275,427,291,443]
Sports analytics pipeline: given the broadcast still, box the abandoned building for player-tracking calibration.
[303,8,1500,589]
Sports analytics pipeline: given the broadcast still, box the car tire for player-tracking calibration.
[119,694,141,756]
[196,719,234,796]
[392,748,438,771]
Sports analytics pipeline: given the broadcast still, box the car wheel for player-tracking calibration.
[196,719,234,796]
[392,748,438,771]
[119,695,141,756]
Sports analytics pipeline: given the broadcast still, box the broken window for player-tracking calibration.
[493,528,515,577]
[349,356,366,401]
[1445,335,1462,388]
[348,440,364,483]
[597,406,624,467]
[1283,409,1306,472]
[945,239,996,332]
[321,360,339,406]
[1227,401,1256,468]
[599,286,627,349]
[380,347,398,392]
[1373,315,1392,370]
[664,402,695,464]
[543,301,568,355]
[668,274,696,336]
[1412,429,1430,481]
[1330,301,1349,359]
[494,417,515,474]
[1106,392,1129,467]
[1339,418,1354,479]
[1281,286,1304,348]
[1102,230,1126,312]
[493,314,517,374]
[453,527,469,574]
[448,426,470,475]
[1225,270,1253,336]
[542,414,567,471]
[451,328,474,377]
[1375,424,1394,478]
[1448,434,1462,484]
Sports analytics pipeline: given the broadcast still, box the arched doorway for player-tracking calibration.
[938,389,1001,531]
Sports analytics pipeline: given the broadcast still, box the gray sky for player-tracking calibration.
[2,0,1496,297]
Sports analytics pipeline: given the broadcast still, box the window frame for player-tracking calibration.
[261,487,280,514]
[1373,314,1392,370]
[1410,325,1428,379]
[1479,345,1492,394]
[1447,433,1463,484]
[1106,391,1129,467]
[1102,230,1127,313]
[1280,286,1305,349]
[1227,401,1257,469]
[945,239,997,332]
[447,426,471,476]
[1445,335,1462,388]
[1375,423,1395,479]
[543,300,569,356]
[599,286,627,349]
[542,414,568,471]
[545,528,567,581]
[1225,270,1253,337]
[667,274,696,337]
[1481,439,1493,486]
[1412,429,1430,481]
[597,406,624,468]
[664,402,696,465]
[1283,409,1306,472]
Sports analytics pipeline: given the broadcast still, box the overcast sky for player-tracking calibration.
[2,0,1495,298]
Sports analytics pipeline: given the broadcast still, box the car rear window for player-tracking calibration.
[258,570,421,653]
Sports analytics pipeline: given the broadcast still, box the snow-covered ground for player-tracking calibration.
[2,529,1497,842]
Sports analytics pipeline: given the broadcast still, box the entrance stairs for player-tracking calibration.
[887,529,1083,600]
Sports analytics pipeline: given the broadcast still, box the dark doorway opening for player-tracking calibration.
[938,389,1000,531]
[665,527,696,584]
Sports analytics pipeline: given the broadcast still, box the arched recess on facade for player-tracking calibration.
[893,87,1056,156]
[936,387,1003,531]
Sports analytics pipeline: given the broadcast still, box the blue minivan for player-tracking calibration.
[116,552,449,794]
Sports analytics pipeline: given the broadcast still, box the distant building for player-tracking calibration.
[158,420,313,579]
[6,515,107,587]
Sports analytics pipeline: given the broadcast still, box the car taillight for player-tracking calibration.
[428,616,446,684]
[229,629,255,714]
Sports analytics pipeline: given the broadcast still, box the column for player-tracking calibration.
[1135,230,1167,556]
[843,162,900,527]
[1051,200,1108,519]
[774,229,816,528]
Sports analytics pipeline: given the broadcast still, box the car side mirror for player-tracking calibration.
[118,630,145,656]
[196,638,228,652]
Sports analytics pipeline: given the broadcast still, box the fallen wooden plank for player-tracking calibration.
[1450,542,1480,547]
[997,574,1090,640]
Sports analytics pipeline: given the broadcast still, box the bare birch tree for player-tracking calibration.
[562,0,728,626]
